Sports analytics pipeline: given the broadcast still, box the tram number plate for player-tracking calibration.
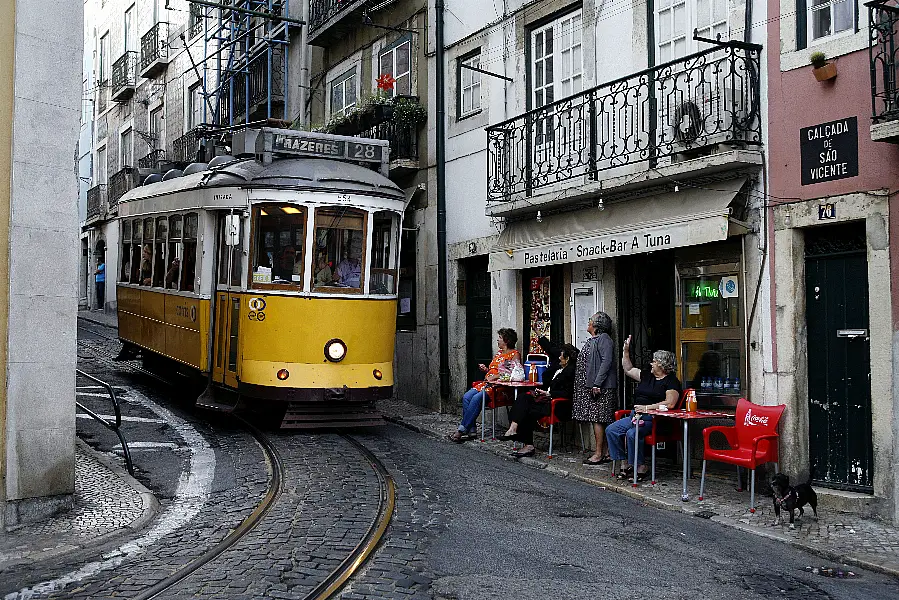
[347,142,383,162]
[175,304,197,322]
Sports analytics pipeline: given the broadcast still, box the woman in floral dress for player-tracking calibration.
[572,312,618,464]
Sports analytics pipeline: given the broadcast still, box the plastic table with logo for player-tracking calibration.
[634,408,735,501]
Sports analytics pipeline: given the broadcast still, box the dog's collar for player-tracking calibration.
[775,489,796,506]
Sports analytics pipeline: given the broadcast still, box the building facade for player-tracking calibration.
[305,0,439,408]
[767,0,899,522]
[1,0,83,527]
[444,0,773,446]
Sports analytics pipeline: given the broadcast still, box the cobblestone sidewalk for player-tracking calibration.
[0,441,157,572]
[378,399,899,579]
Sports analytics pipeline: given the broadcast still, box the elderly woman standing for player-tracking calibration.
[572,312,618,465]
[606,335,682,481]
[448,328,522,443]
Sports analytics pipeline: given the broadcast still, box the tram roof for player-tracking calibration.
[119,156,405,206]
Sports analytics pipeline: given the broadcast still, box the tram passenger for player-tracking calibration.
[500,343,579,457]
[140,244,152,286]
[335,234,362,288]
[314,252,333,286]
[164,257,180,289]
[448,328,522,443]
[273,245,298,283]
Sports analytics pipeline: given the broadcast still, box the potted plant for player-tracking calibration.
[357,90,395,130]
[392,96,427,128]
[810,51,837,82]
[326,111,355,136]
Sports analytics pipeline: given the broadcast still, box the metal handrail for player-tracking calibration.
[75,369,134,476]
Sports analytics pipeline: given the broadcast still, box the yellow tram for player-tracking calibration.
[115,128,403,427]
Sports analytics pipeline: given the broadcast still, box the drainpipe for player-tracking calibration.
[436,0,450,399]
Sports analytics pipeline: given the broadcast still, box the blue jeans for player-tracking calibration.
[457,387,484,433]
[605,413,653,465]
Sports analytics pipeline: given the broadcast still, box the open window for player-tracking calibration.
[251,204,306,288]
[166,215,182,289]
[153,216,168,287]
[129,218,143,283]
[180,213,198,292]
[120,219,132,282]
[312,207,366,292]
[370,211,399,294]
[140,217,155,285]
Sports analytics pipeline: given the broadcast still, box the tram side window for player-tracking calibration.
[130,218,143,284]
[251,205,305,287]
[140,217,155,286]
[313,207,365,291]
[153,217,168,287]
[166,215,182,289]
[370,211,399,294]
[180,213,198,292]
[120,219,132,282]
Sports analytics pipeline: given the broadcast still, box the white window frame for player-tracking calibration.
[187,81,204,130]
[656,0,729,63]
[96,144,107,185]
[530,9,583,111]
[120,127,133,169]
[459,52,482,118]
[149,102,164,150]
[378,39,412,98]
[99,32,109,83]
[329,69,357,118]
[124,4,136,52]
[807,0,856,45]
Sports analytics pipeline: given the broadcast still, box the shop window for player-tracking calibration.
[153,216,168,287]
[180,213,198,292]
[120,219,132,282]
[681,275,740,328]
[251,204,306,288]
[370,211,399,294]
[396,229,416,330]
[166,215,182,289]
[312,207,365,292]
[129,218,143,283]
[140,217,155,285]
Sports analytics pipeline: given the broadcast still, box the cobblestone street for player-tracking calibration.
[2,320,898,600]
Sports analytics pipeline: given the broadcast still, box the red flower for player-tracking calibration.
[376,73,396,91]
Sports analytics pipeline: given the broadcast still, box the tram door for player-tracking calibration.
[212,214,244,388]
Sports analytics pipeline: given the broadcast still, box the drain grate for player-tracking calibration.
[694,510,717,519]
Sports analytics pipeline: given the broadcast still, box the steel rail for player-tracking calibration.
[75,368,135,476]
[303,434,396,600]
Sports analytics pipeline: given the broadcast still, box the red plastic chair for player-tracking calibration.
[699,398,786,512]
[610,388,693,485]
[537,397,575,458]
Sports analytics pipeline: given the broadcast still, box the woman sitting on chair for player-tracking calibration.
[605,335,682,481]
[500,344,579,457]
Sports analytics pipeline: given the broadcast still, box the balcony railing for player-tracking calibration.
[172,128,208,163]
[359,120,419,163]
[869,1,899,123]
[218,48,285,122]
[87,184,107,220]
[309,0,348,32]
[140,22,170,78]
[188,4,205,40]
[486,41,762,202]
[111,51,138,102]
[108,168,136,205]
[138,149,166,170]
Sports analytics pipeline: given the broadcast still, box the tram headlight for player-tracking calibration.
[325,339,347,362]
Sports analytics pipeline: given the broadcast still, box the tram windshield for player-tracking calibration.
[312,207,366,292]
[251,204,306,287]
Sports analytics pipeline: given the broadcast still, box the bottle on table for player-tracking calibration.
[686,389,698,412]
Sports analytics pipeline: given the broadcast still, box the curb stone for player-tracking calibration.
[384,413,899,579]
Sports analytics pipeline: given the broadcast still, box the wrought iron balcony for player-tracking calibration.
[486,41,762,202]
[188,3,205,40]
[359,120,419,165]
[308,0,363,45]
[218,48,285,123]
[111,51,137,102]
[869,2,899,127]
[140,22,169,79]
[172,128,209,164]
[108,167,136,206]
[138,149,166,170]
[86,184,107,221]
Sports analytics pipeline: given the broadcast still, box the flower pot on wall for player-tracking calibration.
[813,62,837,82]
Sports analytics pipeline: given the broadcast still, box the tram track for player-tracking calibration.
[75,318,397,600]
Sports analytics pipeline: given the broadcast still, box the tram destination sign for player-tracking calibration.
[800,117,858,185]
[270,132,384,163]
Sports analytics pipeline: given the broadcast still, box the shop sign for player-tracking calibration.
[800,117,858,186]
[493,216,729,270]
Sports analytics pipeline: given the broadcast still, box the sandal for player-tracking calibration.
[583,456,612,465]
[511,448,535,458]
[636,470,650,482]
[447,431,464,444]
[616,466,634,480]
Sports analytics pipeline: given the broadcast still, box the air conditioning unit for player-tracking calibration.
[660,86,750,155]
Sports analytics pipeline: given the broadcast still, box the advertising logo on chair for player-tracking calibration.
[744,409,769,427]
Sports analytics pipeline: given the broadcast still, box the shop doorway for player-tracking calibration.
[805,223,873,491]
[522,266,564,355]
[465,256,493,387]
[616,251,676,407]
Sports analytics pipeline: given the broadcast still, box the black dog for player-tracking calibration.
[771,473,818,528]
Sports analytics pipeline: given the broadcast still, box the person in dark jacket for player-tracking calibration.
[573,311,619,465]
[499,344,579,457]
